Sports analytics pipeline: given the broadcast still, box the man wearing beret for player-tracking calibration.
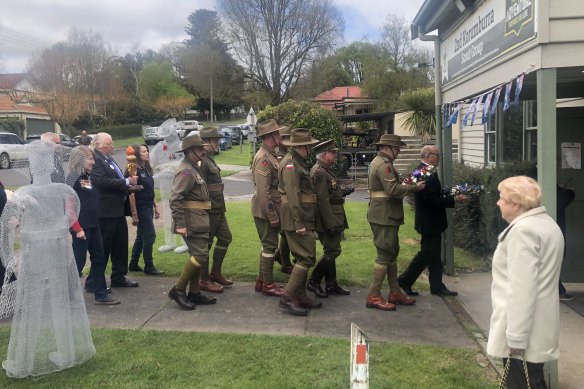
[366,134,424,311]
[307,140,351,298]
[168,135,217,310]
[251,120,286,297]
[278,128,321,316]
[198,127,233,294]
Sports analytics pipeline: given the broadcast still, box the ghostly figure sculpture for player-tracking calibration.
[150,119,188,253]
[0,141,95,378]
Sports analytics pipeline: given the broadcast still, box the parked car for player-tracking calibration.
[0,132,27,169]
[26,133,79,148]
[218,130,233,150]
[177,120,203,138]
[143,127,165,145]
[220,126,243,145]
[73,134,96,145]
[238,124,251,137]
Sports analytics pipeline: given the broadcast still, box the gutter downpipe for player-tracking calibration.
[417,26,455,275]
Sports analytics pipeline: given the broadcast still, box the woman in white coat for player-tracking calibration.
[488,176,564,389]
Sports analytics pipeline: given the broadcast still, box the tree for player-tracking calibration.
[179,9,245,118]
[138,62,196,117]
[218,0,344,105]
[398,87,435,142]
[26,28,125,132]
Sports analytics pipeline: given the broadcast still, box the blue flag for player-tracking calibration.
[471,95,484,126]
[462,97,478,128]
[446,104,461,127]
[514,73,525,108]
[482,91,494,124]
[503,81,513,111]
[490,86,502,116]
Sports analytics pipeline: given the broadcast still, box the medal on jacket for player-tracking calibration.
[331,178,337,189]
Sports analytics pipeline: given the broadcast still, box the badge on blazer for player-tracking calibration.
[331,179,337,189]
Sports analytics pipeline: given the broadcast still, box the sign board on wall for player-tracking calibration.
[440,0,536,86]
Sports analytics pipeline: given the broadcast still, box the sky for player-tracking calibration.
[0,0,426,74]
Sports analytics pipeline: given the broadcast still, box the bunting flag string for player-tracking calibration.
[441,64,535,128]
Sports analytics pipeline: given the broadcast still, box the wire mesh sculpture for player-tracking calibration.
[0,141,95,378]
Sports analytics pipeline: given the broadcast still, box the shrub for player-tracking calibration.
[452,161,536,258]
[258,100,342,172]
[0,117,25,137]
[92,124,143,139]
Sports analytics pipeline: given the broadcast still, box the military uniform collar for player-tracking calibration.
[261,143,278,158]
[378,151,393,162]
[317,159,333,170]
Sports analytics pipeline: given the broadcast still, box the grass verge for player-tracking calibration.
[128,201,486,291]
[0,328,496,389]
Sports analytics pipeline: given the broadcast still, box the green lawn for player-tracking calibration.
[0,328,496,389]
[128,201,485,292]
[113,136,143,149]
[0,201,496,388]
[215,144,253,166]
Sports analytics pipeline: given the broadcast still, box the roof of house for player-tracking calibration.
[0,73,29,90]
[313,86,367,102]
[0,94,48,115]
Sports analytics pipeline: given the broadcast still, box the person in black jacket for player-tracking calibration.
[127,144,165,275]
[68,146,120,305]
[91,133,139,288]
[0,179,12,294]
[398,145,465,297]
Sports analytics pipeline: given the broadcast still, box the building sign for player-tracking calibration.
[441,0,536,86]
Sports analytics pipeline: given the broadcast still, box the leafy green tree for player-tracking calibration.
[0,117,25,137]
[258,100,342,169]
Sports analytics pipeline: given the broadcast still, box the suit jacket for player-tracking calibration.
[414,162,454,235]
[91,149,128,218]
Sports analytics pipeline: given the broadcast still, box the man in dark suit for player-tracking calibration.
[398,145,465,297]
[91,132,139,288]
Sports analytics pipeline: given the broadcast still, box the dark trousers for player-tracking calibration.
[99,216,129,282]
[72,227,109,300]
[398,233,444,292]
[131,208,156,267]
[502,358,547,389]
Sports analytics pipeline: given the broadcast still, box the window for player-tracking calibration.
[523,101,537,162]
[485,109,497,164]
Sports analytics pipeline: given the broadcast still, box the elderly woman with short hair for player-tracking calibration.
[488,176,564,389]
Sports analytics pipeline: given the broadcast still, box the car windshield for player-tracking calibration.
[146,128,159,134]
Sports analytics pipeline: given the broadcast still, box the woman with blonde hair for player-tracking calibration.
[67,146,120,305]
[488,176,564,388]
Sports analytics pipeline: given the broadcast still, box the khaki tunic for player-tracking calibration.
[367,152,417,226]
[200,152,225,214]
[169,158,210,238]
[278,150,316,232]
[251,144,281,224]
[311,160,348,233]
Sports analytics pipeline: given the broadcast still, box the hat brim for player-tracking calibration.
[177,143,207,153]
[259,127,280,137]
[375,141,407,147]
[281,138,319,147]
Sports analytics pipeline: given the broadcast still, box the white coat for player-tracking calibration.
[487,206,564,363]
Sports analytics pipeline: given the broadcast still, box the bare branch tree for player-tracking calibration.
[218,0,344,105]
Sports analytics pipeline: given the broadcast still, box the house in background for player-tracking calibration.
[0,73,56,136]
[313,86,375,116]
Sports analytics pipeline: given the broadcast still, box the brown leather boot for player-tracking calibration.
[388,291,416,305]
[365,295,396,311]
[262,282,285,297]
[210,272,234,286]
[297,293,323,309]
[168,286,195,310]
[255,277,263,293]
[280,265,293,274]
[279,294,308,316]
[199,279,224,293]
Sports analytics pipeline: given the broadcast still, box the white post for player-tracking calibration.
[350,322,369,389]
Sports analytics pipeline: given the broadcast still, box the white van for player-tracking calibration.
[177,120,203,139]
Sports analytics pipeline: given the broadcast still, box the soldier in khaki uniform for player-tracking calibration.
[307,140,351,298]
[199,127,233,293]
[273,125,294,274]
[168,135,217,310]
[251,120,286,297]
[278,128,321,316]
[366,134,423,311]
